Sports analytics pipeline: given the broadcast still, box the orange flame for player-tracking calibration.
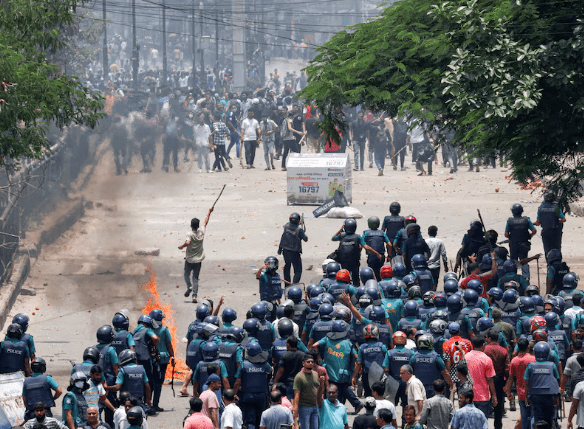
[141,267,189,381]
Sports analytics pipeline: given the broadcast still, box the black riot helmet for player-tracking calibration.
[83,347,100,364]
[96,325,115,344]
[511,203,524,215]
[289,213,301,225]
[31,357,47,374]
[344,219,357,234]
[126,406,144,426]
[118,349,137,366]
[544,190,556,203]
[389,202,401,215]
[368,216,380,230]
[277,318,294,338]
[264,256,279,273]
[6,323,23,340]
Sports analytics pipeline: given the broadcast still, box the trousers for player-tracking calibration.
[282,249,302,284]
[184,261,201,297]
[244,140,257,166]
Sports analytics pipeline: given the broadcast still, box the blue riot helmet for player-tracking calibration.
[112,312,130,331]
[411,254,427,270]
[365,282,381,305]
[444,279,459,297]
[196,304,211,321]
[501,289,519,310]
[149,309,164,322]
[534,342,550,362]
[404,300,419,317]
[503,259,517,274]
[204,315,221,328]
[118,349,137,366]
[544,311,560,329]
[264,256,279,274]
[83,347,100,364]
[320,293,335,305]
[547,249,562,264]
[322,259,336,276]
[403,274,416,290]
[202,342,219,360]
[480,254,492,271]
[138,315,153,327]
[287,286,303,303]
[358,294,373,309]
[96,325,114,344]
[360,267,375,284]
[477,317,494,336]
[326,262,341,278]
[242,318,259,337]
[246,342,263,358]
[488,287,504,302]
[563,273,578,289]
[555,296,566,315]
[278,318,294,338]
[344,219,357,234]
[433,293,447,308]
[466,279,484,296]
[251,303,267,320]
[447,294,463,313]
[519,296,535,313]
[222,308,237,324]
[229,326,245,343]
[408,286,422,301]
[463,289,479,307]
[532,295,544,314]
[318,304,334,319]
[126,407,144,427]
[369,306,386,323]
[12,314,29,332]
[393,264,407,278]
[526,285,540,297]
[384,280,400,299]
[308,285,324,298]
[443,272,458,282]
[511,203,524,215]
[276,305,286,319]
[355,286,367,301]
[309,297,323,310]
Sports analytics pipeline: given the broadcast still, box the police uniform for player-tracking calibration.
[151,324,172,409]
[357,340,387,397]
[256,320,276,352]
[0,338,29,374]
[505,215,536,279]
[193,359,228,393]
[278,222,307,284]
[23,372,58,419]
[409,349,446,398]
[362,229,389,280]
[309,319,334,358]
[258,271,283,321]
[537,201,565,258]
[524,359,560,426]
[235,359,271,429]
[412,268,434,294]
[132,325,156,390]
[111,330,135,355]
[116,364,149,409]
[333,232,364,286]
[218,339,243,388]
[547,260,570,295]
[382,215,405,259]
[383,345,413,406]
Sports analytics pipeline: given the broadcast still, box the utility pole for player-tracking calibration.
[215,8,219,70]
[232,0,245,90]
[162,0,167,84]
[192,0,196,81]
[102,0,108,81]
[200,2,205,83]
[132,0,138,87]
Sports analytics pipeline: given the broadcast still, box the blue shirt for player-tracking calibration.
[152,325,172,364]
[319,399,348,429]
[450,404,488,429]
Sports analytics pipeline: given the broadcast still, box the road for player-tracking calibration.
[9,132,580,428]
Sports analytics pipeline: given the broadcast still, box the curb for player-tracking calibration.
[0,253,30,330]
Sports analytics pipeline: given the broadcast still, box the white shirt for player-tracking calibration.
[241,118,259,141]
[221,403,243,429]
[573,381,584,427]
[565,306,583,320]
[113,406,148,429]
[406,375,427,415]
[426,237,447,269]
[373,399,396,417]
[273,317,299,338]
[194,123,211,147]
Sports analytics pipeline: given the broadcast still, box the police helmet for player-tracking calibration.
[444,280,459,297]
[12,314,29,332]
[417,334,434,351]
[344,219,357,234]
[149,309,164,322]
[335,308,352,324]
[385,280,402,299]
[365,282,381,303]
[319,304,334,319]
[358,293,373,309]
[389,202,401,215]
[519,296,535,313]
[326,262,341,277]
[31,357,46,374]
[404,300,419,317]
[286,286,302,303]
[502,289,519,307]
[480,254,493,271]
[555,296,566,315]
[408,286,422,301]
[532,329,548,344]
[83,346,100,364]
[532,295,544,314]
[278,319,294,338]
[466,279,484,296]
[309,296,322,310]
[112,312,130,331]
[463,289,479,307]
[563,273,578,289]
[423,291,436,306]
[202,342,219,360]
[360,267,375,284]
[488,287,504,302]
[118,349,137,366]
[363,324,379,339]
[393,264,407,279]
[433,310,449,322]
[433,293,447,308]
[406,223,421,236]
[320,293,335,305]
[546,249,562,264]
[126,407,144,427]
[204,315,221,328]
[96,325,114,344]
[404,215,417,226]
[403,274,416,290]
[308,285,324,298]
[380,266,393,279]
[367,216,380,230]
[138,315,153,327]
[5,323,22,341]
[534,341,550,362]
[544,190,556,203]
[530,316,546,333]
[229,326,245,343]
[70,371,88,384]
[321,259,336,275]
[429,319,448,335]
[526,285,540,297]
[544,311,560,329]
[336,269,351,284]
[504,280,519,291]
[503,259,517,274]
[264,256,279,273]
[243,318,259,337]
[443,272,458,282]
[289,213,301,225]
[199,323,219,339]
[447,294,463,313]
[411,254,427,270]
[251,303,268,320]
[448,322,461,334]
[477,317,494,335]
[331,320,347,333]
[222,308,237,324]
[196,304,211,321]
[369,306,386,323]
[511,203,524,215]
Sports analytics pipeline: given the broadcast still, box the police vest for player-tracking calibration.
[293,302,309,333]
[507,217,530,245]
[187,321,202,344]
[411,351,442,395]
[364,230,385,255]
[418,306,433,323]
[218,342,238,382]
[561,314,573,342]
[448,312,470,340]
[560,289,583,309]
[132,328,152,361]
[528,361,559,395]
[501,309,520,327]
[72,363,92,379]
[375,323,392,348]
[432,336,446,357]
[260,272,283,302]
[0,340,27,374]
[122,365,145,399]
[382,216,405,246]
[321,278,335,290]
[539,202,561,230]
[360,342,385,373]
[395,229,408,249]
[353,319,366,345]
[551,261,569,291]
[387,348,412,380]
[461,307,483,332]
[398,317,422,331]
[337,234,361,262]
[187,339,205,370]
[24,374,55,410]
[240,361,268,394]
[256,320,274,351]
[112,332,130,356]
[197,359,221,392]
[304,311,319,338]
[216,326,231,341]
[519,315,534,335]
[548,329,567,360]
[271,338,287,372]
[414,269,433,294]
[329,283,350,300]
[311,320,334,344]
[279,224,303,253]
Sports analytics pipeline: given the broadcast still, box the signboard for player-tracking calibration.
[286,153,352,205]
[0,372,25,427]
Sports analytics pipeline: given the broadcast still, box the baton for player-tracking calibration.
[211,184,226,209]
[477,209,493,253]
[301,213,306,232]
[171,358,176,397]
[537,257,541,288]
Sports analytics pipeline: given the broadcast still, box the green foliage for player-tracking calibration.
[302,0,584,201]
[0,0,104,165]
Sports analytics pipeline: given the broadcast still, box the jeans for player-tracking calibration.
[227,132,240,158]
[195,145,210,171]
[298,406,319,429]
[340,259,360,286]
[162,137,179,170]
[429,267,440,289]
[283,249,302,284]
[528,394,555,427]
[367,254,383,281]
[244,140,257,166]
[281,138,296,168]
[393,144,406,168]
[493,375,506,429]
[353,140,366,170]
[152,363,168,407]
[184,260,201,297]
[519,400,531,429]
[474,400,491,420]
[212,144,227,170]
[374,147,386,170]
[334,382,361,409]
[263,140,275,168]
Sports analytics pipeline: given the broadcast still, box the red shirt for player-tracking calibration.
[460,273,492,298]
[442,336,473,365]
[466,350,496,401]
[484,343,510,376]
[509,353,536,401]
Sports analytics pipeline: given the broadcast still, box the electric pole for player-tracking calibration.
[132,0,138,87]
[192,0,196,81]
[215,8,219,71]
[162,0,167,83]
[102,0,108,81]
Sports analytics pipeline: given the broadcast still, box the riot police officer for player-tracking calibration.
[559,273,584,310]
[255,257,284,321]
[534,190,566,259]
[307,304,334,356]
[114,350,152,414]
[72,347,100,379]
[278,213,308,284]
[362,216,390,281]
[250,303,277,352]
[397,301,423,331]
[411,254,434,294]
[149,309,174,412]
[392,215,418,261]
[382,331,413,407]
[505,203,537,280]
[192,342,229,394]
[111,312,135,355]
[525,342,560,427]
[94,325,119,388]
[410,334,452,398]
[353,324,387,397]
[11,314,35,359]
[382,202,405,261]
[332,219,365,286]
[23,357,62,419]
[401,224,430,273]
[218,328,244,389]
[218,308,238,338]
[132,315,159,395]
[0,324,31,376]
[287,286,309,335]
[546,249,570,295]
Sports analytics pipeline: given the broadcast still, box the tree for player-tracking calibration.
[0,0,104,168]
[302,0,584,201]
